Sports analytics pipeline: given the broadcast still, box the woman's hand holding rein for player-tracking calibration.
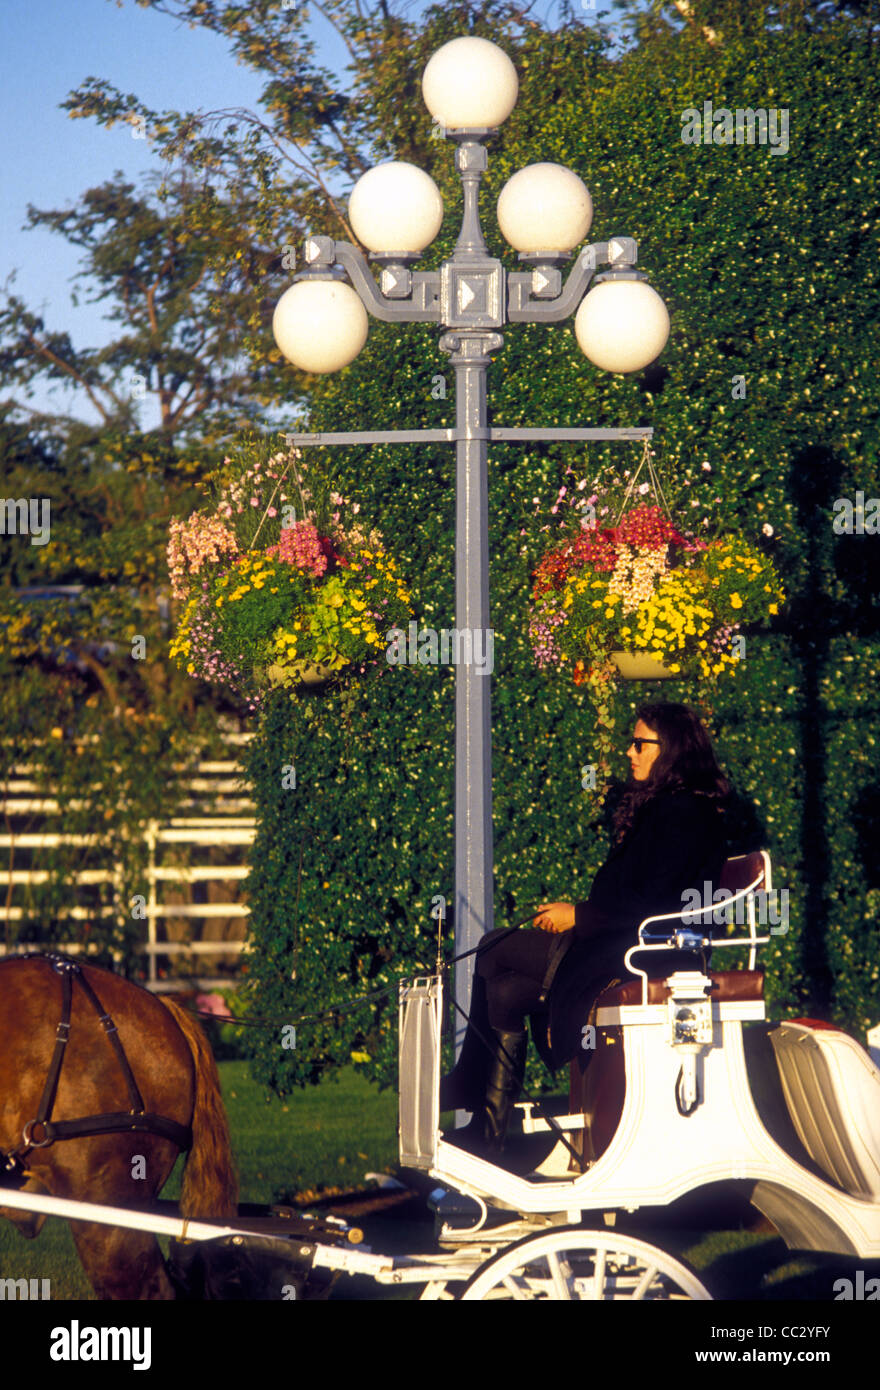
[533,901,575,933]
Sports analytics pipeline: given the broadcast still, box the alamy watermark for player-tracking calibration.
[833,1271,880,1299]
[681,881,790,935]
[832,492,879,535]
[1,1276,51,1300]
[1,497,50,546]
[385,623,494,675]
[681,101,789,156]
[50,1322,151,1370]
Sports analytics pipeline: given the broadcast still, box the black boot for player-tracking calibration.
[439,972,493,1112]
[455,1028,527,1155]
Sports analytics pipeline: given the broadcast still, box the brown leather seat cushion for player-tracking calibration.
[596,970,764,1008]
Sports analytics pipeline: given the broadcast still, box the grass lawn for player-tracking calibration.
[1,1062,873,1300]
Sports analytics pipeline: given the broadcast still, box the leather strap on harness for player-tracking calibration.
[4,953,192,1177]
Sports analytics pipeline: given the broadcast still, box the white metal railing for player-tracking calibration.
[0,734,257,989]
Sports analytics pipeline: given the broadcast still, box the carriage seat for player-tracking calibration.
[603,971,764,1007]
[769,1020,880,1199]
[590,850,772,1011]
[567,852,770,1168]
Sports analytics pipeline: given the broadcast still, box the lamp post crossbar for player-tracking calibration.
[283,427,653,447]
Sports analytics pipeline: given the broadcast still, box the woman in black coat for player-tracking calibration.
[442,702,729,1152]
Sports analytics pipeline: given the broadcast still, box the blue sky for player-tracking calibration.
[2,0,615,423]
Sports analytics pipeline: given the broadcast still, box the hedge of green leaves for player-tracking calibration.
[237,14,880,1093]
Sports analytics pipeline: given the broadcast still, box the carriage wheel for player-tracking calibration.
[458,1227,712,1301]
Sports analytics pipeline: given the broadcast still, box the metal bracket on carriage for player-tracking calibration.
[665,972,714,1117]
[666,972,714,1049]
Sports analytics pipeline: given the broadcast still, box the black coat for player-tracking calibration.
[542,790,727,1068]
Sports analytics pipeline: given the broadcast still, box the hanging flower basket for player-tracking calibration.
[610,650,674,680]
[293,661,337,688]
[257,659,337,690]
[166,438,415,716]
[525,445,785,783]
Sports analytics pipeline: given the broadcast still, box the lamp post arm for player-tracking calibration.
[304,236,442,324]
[508,236,640,322]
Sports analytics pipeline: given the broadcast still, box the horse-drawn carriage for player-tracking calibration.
[3,851,880,1300]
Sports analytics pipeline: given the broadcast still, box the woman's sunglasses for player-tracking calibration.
[630,737,661,754]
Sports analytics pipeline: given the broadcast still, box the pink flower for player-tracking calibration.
[638,482,650,494]
[702,462,712,472]
[266,519,331,575]
[166,513,239,599]
[195,992,233,1019]
[762,523,774,536]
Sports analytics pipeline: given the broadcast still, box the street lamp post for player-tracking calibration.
[272,35,669,1068]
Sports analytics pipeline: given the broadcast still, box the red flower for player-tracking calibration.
[532,528,618,596]
[615,505,685,550]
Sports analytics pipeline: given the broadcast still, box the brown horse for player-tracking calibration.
[0,956,238,1299]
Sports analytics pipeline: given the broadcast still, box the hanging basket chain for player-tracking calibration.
[614,438,674,527]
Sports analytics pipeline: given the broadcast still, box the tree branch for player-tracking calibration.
[670,0,720,45]
[20,327,115,423]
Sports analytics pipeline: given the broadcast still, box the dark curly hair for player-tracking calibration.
[612,702,729,843]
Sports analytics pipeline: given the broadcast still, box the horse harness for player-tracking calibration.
[2,953,193,1185]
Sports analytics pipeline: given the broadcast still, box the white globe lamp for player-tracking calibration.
[422,36,518,130]
[575,279,670,374]
[497,163,593,253]
[272,279,368,374]
[349,161,444,254]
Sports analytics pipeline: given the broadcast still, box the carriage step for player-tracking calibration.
[515,1103,587,1134]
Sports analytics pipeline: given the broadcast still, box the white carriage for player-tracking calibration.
[4,851,880,1301]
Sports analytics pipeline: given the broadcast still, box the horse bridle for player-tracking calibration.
[2,953,193,1184]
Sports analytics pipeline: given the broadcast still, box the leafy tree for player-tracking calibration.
[609,0,880,47]
[1,167,286,444]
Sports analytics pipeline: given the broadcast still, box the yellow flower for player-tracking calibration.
[730,593,743,609]
[769,603,778,615]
